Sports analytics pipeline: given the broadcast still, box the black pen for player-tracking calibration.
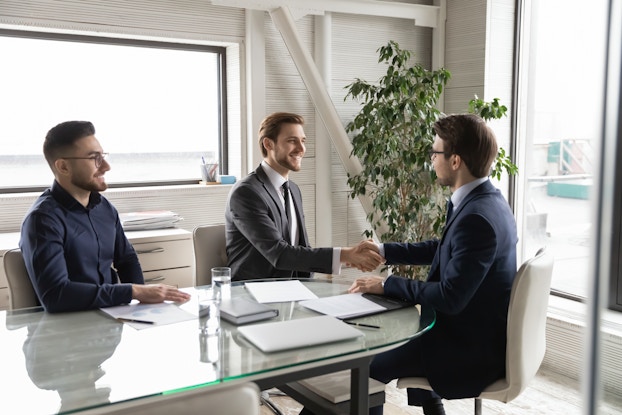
[344,321,381,329]
[117,317,155,325]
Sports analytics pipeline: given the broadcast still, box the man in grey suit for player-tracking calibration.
[225,112,383,281]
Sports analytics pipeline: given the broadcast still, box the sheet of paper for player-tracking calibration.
[299,293,386,319]
[100,302,196,329]
[244,280,319,303]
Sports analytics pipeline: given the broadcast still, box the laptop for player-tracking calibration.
[237,315,363,353]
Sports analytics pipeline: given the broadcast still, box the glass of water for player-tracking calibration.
[198,287,221,336]
[211,266,231,300]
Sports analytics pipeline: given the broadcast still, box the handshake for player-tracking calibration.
[340,239,386,272]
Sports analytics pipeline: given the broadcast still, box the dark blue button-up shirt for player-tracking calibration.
[20,181,143,312]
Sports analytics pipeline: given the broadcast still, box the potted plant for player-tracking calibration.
[345,41,517,279]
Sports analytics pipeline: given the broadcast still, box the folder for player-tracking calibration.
[220,297,279,325]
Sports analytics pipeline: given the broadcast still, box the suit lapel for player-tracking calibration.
[255,165,289,237]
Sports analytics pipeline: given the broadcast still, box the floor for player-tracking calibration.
[259,366,622,415]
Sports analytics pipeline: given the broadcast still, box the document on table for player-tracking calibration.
[100,302,196,329]
[244,280,318,303]
[299,293,387,319]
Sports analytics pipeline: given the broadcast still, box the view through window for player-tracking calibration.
[517,0,608,299]
[0,32,224,189]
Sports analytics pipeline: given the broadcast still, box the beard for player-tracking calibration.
[71,174,108,193]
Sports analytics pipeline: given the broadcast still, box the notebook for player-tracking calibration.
[298,370,386,403]
[237,315,364,353]
[362,293,413,314]
[220,297,279,325]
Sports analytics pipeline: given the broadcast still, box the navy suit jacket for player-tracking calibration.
[383,180,517,399]
[225,164,333,280]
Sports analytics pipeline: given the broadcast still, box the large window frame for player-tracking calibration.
[0,29,228,192]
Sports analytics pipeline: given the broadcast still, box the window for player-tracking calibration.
[0,30,227,190]
[516,0,608,300]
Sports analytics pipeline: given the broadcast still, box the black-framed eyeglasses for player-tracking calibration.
[61,153,109,168]
[428,150,450,160]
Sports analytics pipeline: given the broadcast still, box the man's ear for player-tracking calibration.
[262,137,274,152]
[450,154,462,171]
[53,158,70,176]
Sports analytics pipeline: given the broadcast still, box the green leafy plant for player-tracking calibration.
[345,41,517,279]
[468,95,518,180]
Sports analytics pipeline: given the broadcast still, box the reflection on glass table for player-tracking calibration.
[1,279,435,415]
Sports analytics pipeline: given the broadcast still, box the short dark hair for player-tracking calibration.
[433,114,498,178]
[258,112,305,157]
[43,121,96,169]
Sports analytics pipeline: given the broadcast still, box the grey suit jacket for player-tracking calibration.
[225,164,333,280]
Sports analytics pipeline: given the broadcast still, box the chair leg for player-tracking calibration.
[474,398,482,415]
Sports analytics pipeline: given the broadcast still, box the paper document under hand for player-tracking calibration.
[100,302,195,329]
[244,280,318,303]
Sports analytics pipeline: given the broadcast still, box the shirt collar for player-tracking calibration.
[51,180,102,211]
[451,177,488,209]
[261,160,288,190]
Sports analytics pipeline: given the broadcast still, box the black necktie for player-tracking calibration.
[282,181,293,244]
[282,181,291,224]
[446,199,454,222]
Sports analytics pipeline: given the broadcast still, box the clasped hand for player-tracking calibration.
[341,239,385,272]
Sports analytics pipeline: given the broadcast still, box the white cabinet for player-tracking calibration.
[125,228,194,288]
[0,228,194,310]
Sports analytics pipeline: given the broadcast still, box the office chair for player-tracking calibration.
[396,247,554,415]
[78,381,261,415]
[192,224,228,286]
[3,248,39,310]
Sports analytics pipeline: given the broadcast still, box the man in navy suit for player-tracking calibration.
[348,114,518,415]
[225,112,383,281]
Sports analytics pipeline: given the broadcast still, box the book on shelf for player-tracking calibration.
[219,297,279,325]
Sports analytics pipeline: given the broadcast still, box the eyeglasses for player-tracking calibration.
[428,150,450,160]
[62,153,109,168]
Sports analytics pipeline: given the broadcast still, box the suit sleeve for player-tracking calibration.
[384,240,439,265]
[384,213,498,315]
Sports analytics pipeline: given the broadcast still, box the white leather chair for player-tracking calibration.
[396,247,554,415]
[192,224,227,286]
[3,248,39,310]
[79,381,261,415]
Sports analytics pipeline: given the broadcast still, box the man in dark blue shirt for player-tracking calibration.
[20,121,190,313]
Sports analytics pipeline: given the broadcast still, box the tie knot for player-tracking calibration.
[282,181,290,192]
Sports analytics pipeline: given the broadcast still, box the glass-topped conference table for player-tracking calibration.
[1,279,435,415]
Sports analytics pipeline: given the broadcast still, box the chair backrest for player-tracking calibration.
[80,381,260,415]
[3,248,39,310]
[192,224,227,286]
[503,247,554,401]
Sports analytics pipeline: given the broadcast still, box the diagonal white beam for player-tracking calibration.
[268,6,378,224]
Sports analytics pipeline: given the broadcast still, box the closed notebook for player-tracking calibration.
[238,315,363,353]
[220,297,279,325]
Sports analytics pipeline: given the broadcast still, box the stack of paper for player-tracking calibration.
[119,210,183,230]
